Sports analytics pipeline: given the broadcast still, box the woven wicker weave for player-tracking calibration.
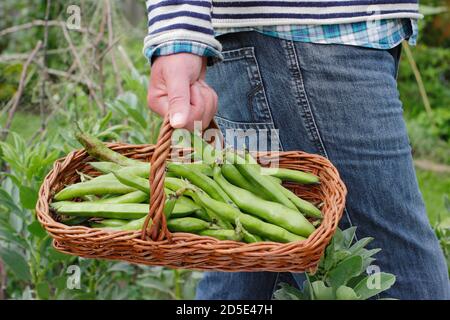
[36,117,347,272]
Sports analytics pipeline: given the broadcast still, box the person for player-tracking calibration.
[144,0,450,299]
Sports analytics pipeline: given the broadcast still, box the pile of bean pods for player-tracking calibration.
[51,131,323,243]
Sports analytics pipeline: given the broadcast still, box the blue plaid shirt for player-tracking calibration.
[145,18,417,64]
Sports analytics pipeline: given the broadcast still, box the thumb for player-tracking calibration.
[167,75,191,128]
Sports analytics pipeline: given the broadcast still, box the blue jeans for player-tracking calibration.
[196,32,450,300]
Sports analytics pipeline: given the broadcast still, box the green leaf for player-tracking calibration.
[0,224,28,248]
[327,255,363,288]
[346,273,369,288]
[334,249,351,262]
[119,101,148,129]
[36,282,51,300]
[335,285,360,300]
[118,92,138,108]
[362,258,377,272]
[273,282,305,300]
[311,281,335,300]
[331,228,345,250]
[108,262,134,273]
[47,247,72,262]
[136,278,176,299]
[323,240,335,270]
[360,248,382,259]
[27,220,47,239]
[0,187,26,218]
[0,247,31,282]
[0,172,21,186]
[53,275,69,291]
[348,237,373,255]
[72,292,96,300]
[353,272,396,300]
[99,111,113,131]
[341,226,357,247]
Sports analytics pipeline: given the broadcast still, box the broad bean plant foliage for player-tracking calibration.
[274,228,396,300]
[0,72,206,300]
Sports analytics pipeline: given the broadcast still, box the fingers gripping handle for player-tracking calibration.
[141,115,173,241]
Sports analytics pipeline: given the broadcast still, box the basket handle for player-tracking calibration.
[141,116,221,241]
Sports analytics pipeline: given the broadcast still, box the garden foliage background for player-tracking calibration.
[0,0,448,299]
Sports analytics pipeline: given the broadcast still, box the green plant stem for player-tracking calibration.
[305,272,315,300]
[174,269,182,300]
[402,41,435,127]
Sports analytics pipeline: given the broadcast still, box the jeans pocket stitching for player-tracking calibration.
[283,40,328,158]
[214,115,275,128]
[247,48,273,123]
[222,47,255,62]
[220,47,273,124]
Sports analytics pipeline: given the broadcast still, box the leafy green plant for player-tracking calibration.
[0,119,198,300]
[0,62,199,300]
[274,227,396,300]
[406,113,450,165]
[107,73,162,145]
[434,196,450,275]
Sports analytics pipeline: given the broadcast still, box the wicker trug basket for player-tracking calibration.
[36,117,347,272]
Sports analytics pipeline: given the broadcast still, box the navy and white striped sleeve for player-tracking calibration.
[143,0,222,63]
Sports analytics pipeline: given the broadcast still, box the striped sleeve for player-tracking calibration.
[143,0,222,62]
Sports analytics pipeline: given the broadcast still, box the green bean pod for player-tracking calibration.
[167,217,213,233]
[190,188,305,243]
[274,183,322,219]
[190,132,222,165]
[221,164,256,191]
[167,162,233,204]
[222,161,320,218]
[52,198,199,220]
[94,190,148,204]
[75,131,139,166]
[170,196,202,218]
[164,177,189,192]
[261,167,320,185]
[112,171,150,194]
[237,165,298,210]
[204,207,234,229]
[213,167,315,237]
[90,160,215,178]
[99,217,149,231]
[221,164,272,200]
[54,179,135,201]
[267,175,282,185]
[183,163,214,177]
[51,202,149,219]
[198,229,242,241]
[164,194,178,220]
[61,216,90,226]
[192,208,212,222]
[112,172,192,203]
[243,232,262,243]
[89,161,124,174]
[234,217,262,243]
[91,219,128,228]
[187,189,234,229]
[235,154,298,211]
[117,217,149,231]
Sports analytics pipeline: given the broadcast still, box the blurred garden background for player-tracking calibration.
[0,0,449,299]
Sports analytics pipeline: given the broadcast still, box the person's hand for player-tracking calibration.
[147,53,218,131]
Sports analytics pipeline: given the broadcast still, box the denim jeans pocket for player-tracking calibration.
[206,47,275,125]
[206,47,279,150]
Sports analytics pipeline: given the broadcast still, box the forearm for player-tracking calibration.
[143,1,223,64]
